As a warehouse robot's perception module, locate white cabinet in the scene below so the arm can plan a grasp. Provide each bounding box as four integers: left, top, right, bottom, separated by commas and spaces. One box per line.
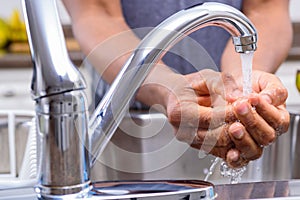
276, 61, 300, 106
0, 68, 34, 111
0, 61, 299, 111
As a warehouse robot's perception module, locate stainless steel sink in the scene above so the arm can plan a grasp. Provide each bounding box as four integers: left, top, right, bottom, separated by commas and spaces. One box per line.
91, 107, 300, 184
0, 110, 36, 182
0, 107, 300, 199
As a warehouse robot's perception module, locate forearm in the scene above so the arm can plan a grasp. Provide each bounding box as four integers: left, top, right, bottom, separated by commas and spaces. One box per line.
221, 0, 293, 75
62, 0, 140, 84
62, 0, 177, 108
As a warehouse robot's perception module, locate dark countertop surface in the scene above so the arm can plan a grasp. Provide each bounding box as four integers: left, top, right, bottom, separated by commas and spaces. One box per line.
214, 180, 298, 199
0, 51, 84, 68
0, 180, 300, 199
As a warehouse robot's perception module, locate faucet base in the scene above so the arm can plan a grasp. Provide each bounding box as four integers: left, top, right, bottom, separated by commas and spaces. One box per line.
90, 180, 215, 199
35, 181, 92, 199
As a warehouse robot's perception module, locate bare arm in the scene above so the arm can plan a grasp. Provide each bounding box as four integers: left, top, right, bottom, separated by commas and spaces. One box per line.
62, 0, 176, 107
220, 0, 292, 167
62, 0, 138, 83
221, 0, 293, 75
62, 0, 290, 167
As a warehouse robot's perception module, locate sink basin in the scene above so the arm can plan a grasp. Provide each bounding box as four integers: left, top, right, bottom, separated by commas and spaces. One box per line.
0, 108, 299, 199
214, 179, 300, 199
1, 180, 300, 199
0, 180, 215, 200
91, 108, 300, 184
0, 110, 37, 188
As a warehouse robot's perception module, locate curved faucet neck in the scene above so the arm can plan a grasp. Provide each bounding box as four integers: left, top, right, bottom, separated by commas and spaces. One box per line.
88, 2, 257, 166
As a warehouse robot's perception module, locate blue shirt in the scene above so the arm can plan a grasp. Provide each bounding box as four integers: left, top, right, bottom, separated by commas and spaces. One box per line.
121, 0, 243, 73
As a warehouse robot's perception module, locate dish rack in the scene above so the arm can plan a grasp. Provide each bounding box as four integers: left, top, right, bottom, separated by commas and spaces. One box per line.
0, 110, 38, 189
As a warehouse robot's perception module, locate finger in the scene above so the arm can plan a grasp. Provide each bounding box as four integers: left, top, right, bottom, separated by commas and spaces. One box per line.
174, 126, 197, 145
192, 69, 242, 102
228, 122, 263, 161
226, 149, 249, 168
168, 102, 236, 130
233, 98, 276, 146
249, 94, 290, 135
174, 124, 234, 160
198, 105, 236, 129
196, 96, 211, 107
200, 144, 231, 160
191, 124, 234, 159
253, 71, 288, 106
168, 102, 206, 128
260, 87, 288, 107
220, 72, 243, 102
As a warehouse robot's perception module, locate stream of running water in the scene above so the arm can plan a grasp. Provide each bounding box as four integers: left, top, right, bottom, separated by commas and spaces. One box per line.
204, 52, 254, 184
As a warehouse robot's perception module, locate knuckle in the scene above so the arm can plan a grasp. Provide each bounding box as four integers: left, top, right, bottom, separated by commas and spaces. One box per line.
248, 147, 263, 161
167, 108, 181, 126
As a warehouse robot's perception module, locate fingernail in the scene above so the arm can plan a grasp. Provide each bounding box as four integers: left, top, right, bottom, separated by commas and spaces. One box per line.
262, 94, 272, 104
227, 150, 239, 162
249, 93, 259, 106
229, 124, 244, 139
236, 101, 249, 115
231, 89, 242, 99
233, 129, 244, 139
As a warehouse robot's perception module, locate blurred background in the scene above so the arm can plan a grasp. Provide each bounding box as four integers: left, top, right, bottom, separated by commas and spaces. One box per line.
0, 0, 300, 188
0, 0, 299, 110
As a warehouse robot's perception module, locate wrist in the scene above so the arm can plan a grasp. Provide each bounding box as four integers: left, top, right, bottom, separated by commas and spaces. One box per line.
135, 63, 181, 111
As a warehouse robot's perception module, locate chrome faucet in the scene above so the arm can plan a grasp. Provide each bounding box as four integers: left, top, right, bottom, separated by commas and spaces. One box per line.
22, 0, 257, 199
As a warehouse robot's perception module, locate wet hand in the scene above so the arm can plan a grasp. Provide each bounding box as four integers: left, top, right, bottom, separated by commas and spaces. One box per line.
226, 70, 290, 167
165, 69, 242, 161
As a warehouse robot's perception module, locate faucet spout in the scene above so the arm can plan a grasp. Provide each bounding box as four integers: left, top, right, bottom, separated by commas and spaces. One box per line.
23, 0, 91, 197
88, 2, 257, 165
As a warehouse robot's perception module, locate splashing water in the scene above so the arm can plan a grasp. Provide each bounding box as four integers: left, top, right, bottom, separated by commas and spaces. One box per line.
204, 157, 221, 182
219, 52, 254, 183
220, 161, 247, 184
204, 52, 254, 184
204, 157, 247, 184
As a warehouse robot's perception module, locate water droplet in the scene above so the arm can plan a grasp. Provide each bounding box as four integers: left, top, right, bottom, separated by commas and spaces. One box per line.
220, 161, 247, 184
203, 168, 209, 175
198, 150, 208, 159
204, 157, 221, 181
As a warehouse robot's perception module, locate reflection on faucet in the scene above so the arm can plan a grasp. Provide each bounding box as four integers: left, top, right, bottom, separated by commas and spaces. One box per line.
22, 0, 257, 198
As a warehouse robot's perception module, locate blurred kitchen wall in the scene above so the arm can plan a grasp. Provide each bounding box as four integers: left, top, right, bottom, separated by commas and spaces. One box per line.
0, 0, 299, 23
290, 0, 300, 22
0, 0, 71, 24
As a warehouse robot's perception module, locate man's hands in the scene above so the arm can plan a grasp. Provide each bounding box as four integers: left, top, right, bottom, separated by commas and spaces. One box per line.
163, 69, 289, 168
226, 70, 290, 167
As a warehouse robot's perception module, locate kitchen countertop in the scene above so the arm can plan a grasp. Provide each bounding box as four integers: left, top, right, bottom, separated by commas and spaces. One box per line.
0, 180, 300, 199
0, 25, 84, 68
214, 180, 297, 199
0, 50, 84, 68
